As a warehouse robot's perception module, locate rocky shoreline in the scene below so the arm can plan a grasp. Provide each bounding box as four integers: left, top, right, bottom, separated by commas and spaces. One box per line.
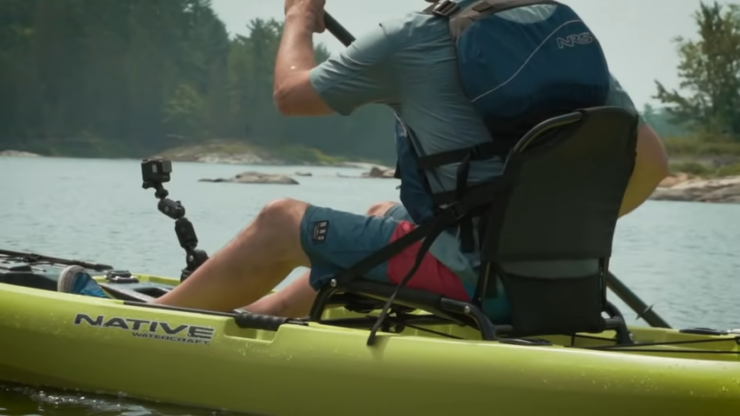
0, 150, 41, 157
346, 167, 740, 204
651, 173, 740, 203
197, 166, 395, 185
199, 171, 299, 185
151, 141, 373, 168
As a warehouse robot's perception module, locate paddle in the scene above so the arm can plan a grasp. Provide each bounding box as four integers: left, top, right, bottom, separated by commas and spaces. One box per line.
0, 248, 113, 271
324, 12, 355, 46
320, 11, 671, 329
607, 272, 670, 328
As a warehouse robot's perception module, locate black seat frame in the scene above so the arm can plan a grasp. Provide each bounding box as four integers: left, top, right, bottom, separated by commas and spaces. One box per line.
309, 107, 639, 346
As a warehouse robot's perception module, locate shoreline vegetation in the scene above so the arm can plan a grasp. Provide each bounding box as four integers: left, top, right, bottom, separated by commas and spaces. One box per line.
0, 141, 385, 168
5, 136, 740, 173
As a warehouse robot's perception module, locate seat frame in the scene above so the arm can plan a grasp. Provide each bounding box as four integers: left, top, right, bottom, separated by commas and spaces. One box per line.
309, 278, 633, 345
309, 107, 638, 346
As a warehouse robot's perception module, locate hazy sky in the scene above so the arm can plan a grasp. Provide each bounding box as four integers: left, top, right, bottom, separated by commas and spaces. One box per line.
212, 0, 716, 107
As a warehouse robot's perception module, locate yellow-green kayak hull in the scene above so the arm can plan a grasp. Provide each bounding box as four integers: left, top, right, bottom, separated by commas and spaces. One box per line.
1, 275, 739, 415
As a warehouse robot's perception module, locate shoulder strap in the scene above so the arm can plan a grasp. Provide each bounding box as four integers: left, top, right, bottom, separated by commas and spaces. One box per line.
470, 0, 560, 15
425, 0, 561, 19
423, 0, 461, 17
425, 0, 562, 42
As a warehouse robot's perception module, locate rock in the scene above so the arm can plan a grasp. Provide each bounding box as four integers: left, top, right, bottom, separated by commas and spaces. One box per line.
335, 165, 397, 179
294, 171, 312, 177
697, 184, 740, 203
672, 176, 740, 190
194, 153, 266, 165
200, 171, 299, 185
361, 166, 396, 178
340, 162, 393, 171
658, 172, 690, 188
650, 188, 705, 202
0, 150, 40, 157
650, 174, 740, 204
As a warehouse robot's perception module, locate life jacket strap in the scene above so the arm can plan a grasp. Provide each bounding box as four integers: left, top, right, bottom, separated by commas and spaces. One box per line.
416, 141, 512, 170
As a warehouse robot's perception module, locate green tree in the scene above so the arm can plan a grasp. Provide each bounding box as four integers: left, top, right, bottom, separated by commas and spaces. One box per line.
654, 1, 740, 140
641, 103, 690, 138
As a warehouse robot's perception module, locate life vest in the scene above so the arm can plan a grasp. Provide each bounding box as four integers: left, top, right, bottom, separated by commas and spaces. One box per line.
339, 0, 613, 343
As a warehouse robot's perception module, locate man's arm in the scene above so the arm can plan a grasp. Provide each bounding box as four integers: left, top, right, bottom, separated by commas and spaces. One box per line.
606, 76, 669, 217
273, 9, 331, 116
273, 14, 400, 116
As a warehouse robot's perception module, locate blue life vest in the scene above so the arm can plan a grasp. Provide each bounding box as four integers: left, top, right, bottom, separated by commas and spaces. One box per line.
395, 0, 612, 239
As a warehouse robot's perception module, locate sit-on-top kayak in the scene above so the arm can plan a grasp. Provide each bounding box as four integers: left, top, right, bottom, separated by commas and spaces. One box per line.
0, 250, 739, 415
3, 158, 740, 415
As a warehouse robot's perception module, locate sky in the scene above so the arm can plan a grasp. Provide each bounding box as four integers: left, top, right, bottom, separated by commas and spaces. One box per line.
211, 0, 717, 108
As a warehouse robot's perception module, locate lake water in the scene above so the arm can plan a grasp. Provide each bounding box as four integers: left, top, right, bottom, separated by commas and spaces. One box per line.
1, 156, 739, 415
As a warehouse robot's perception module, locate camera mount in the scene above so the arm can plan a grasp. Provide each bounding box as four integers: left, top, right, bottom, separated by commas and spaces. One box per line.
140, 158, 208, 282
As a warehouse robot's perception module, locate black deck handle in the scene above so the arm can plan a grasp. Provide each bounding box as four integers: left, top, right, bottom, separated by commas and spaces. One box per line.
233, 312, 307, 331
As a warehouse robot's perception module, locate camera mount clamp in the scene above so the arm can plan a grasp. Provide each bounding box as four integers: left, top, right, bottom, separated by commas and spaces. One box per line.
140, 158, 208, 282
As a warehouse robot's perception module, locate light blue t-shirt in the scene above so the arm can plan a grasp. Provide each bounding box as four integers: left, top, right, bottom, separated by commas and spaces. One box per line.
309, 1, 640, 287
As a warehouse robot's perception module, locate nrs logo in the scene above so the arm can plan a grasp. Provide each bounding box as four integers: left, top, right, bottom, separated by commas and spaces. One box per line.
555, 32, 594, 49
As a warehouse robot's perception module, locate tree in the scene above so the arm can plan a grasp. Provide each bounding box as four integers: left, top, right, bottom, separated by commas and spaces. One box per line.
654, 1, 740, 140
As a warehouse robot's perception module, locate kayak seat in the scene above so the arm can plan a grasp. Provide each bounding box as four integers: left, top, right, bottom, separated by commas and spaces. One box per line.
310, 106, 638, 346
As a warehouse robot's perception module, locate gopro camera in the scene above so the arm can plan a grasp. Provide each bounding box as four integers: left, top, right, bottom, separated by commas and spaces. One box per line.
141, 158, 172, 184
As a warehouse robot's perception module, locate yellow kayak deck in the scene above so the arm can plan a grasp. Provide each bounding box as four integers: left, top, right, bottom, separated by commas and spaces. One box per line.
1, 273, 739, 415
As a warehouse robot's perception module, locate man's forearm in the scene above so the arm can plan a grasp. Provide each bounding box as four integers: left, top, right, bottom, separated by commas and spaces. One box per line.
274, 12, 317, 95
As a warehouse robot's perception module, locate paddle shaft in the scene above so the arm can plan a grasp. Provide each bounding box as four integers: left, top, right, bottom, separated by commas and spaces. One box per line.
607, 272, 670, 328
324, 12, 355, 46
0, 248, 113, 271
321, 11, 672, 329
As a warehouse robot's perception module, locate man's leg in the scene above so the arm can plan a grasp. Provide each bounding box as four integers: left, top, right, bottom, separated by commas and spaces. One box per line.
59, 199, 469, 318
242, 202, 471, 318
243, 201, 399, 317
151, 199, 311, 311
59, 198, 312, 311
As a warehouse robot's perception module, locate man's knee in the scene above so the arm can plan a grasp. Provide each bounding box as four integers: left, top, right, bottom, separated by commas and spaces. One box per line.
366, 201, 397, 217
255, 198, 309, 236
251, 198, 310, 262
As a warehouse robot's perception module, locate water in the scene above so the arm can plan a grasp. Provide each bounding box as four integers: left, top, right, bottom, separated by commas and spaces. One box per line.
1, 156, 739, 415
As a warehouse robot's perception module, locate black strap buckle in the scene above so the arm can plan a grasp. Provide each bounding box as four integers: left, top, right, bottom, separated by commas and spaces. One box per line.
432, 0, 460, 17
442, 201, 467, 222
468, 145, 483, 159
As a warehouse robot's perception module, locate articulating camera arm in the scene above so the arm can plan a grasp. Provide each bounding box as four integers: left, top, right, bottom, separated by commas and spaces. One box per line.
141, 158, 209, 282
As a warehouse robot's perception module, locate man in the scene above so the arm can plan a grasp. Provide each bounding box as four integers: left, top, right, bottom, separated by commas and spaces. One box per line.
59, 0, 668, 322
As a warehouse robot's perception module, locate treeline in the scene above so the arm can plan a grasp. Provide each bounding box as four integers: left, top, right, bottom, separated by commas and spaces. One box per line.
1, 0, 734, 162
0, 0, 395, 161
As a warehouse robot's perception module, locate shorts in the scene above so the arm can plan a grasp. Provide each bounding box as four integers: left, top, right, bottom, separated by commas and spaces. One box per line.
299, 203, 470, 302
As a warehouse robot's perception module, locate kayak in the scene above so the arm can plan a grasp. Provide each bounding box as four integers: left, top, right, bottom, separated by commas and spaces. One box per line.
1, 251, 739, 415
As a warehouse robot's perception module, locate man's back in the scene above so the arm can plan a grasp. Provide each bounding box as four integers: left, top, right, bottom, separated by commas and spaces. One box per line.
310, 0, 643, 290
313, 2, 637, 192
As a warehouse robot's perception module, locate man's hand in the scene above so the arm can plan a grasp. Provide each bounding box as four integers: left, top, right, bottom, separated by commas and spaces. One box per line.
284, 0, 326, 33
